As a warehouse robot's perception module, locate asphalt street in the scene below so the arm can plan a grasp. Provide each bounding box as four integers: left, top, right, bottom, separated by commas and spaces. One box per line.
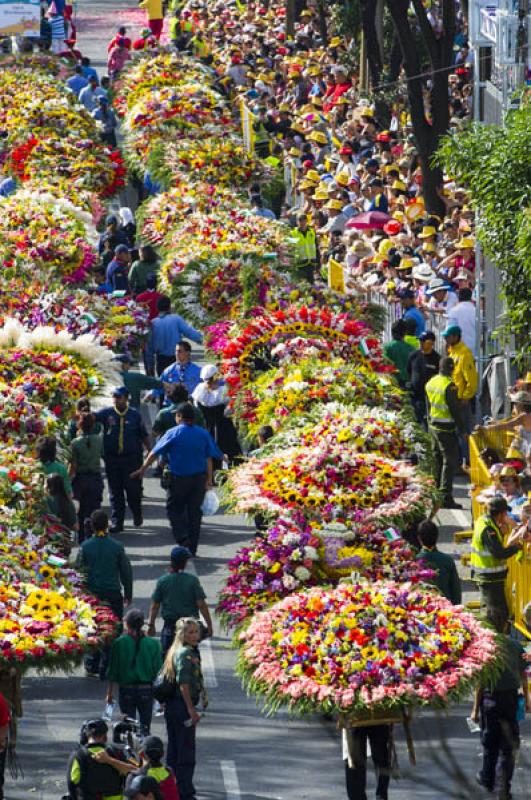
7, 4, 530, 799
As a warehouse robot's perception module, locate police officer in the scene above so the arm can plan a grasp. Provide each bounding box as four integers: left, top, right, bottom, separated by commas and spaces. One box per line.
131, 403, 222, 554
471, 622, 530, 798
290, 212, 319, 283
425, 357, 466, 509
470, 496, 527, 629
96, 387, 150, 533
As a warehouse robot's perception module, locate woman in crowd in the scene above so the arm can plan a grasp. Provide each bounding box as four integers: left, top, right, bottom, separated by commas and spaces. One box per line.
162, 618, 206, 800
45, 474, 78, 533
191, 364, 241, 469
106, 608, 162, 736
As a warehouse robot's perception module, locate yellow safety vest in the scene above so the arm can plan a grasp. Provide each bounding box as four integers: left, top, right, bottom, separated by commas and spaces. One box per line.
191, 36, 209, 58
290, 227, 316, 263
426, 374, 453, 424
253, 121, 270, 146
470, 515, 507, 582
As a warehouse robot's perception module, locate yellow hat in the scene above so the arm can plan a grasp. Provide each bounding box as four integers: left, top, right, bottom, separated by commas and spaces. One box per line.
326, 199, 344, 211
299, 180, 316, 190
300, 8, 313, 16
393, 210, 406, 222
500, 466, 518, 478
291, 122, 306, 134
457, 236, 475, 249
391, 180, 407, 192
360, 107, 374, 117
418, 226, 437, 239
330, 36, 342, 48
397, 257, 415, 270
307, 66, 321, 77
313, 190, 329, 201
505, 445, 524, 460
422, 242, 436, 252
335, 172, 350, 187
385, 164, 399, 174
310, 131, 328, 145
306, 169, 320, 183
311, 96, 323, 107
279, 103, 290, 112
378, 239, 394, 256
289, 147, 301, 156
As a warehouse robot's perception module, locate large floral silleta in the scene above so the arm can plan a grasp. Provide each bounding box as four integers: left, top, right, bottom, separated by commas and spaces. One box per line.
224, 445, 439, 527
217, 514, 434, 630
237, 582, 500, 716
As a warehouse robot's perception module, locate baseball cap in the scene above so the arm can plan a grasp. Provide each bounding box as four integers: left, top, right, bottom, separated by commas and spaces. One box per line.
115, 244, 129, 255
124, 775, 161, 798
442, 324, 461, 338
200, 364, 218, 381
170, 545, 192, 564
141, 735, 164, 759
112, 386, 130, 397
419, 331, 436, 342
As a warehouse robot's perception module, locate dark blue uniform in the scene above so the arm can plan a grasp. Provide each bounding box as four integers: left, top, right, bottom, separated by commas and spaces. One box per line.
95, 406, 148, 531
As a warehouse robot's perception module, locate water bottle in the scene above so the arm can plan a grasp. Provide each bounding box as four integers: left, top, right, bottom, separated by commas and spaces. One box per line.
103, 701, 116, 722
466, 716, 480, 733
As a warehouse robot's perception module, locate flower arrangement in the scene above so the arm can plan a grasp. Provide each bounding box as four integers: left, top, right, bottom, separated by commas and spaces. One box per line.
0, 191, 97, 284
0, 388, 60, 447
217, 514, 434, 630
233, 358, 404, 439
223, 446, 438, 528
237, 582, 501, 716
150, 136, 257, 189
216, 306, 390, 397
0, 448, 45, 513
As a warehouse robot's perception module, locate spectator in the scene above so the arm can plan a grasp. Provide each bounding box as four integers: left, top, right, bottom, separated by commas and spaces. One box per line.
406, 331, 440, 425
447, 287, 477, 356
383, 320, 414, 387
399, 288, 426, 336
149, 298, 202, 377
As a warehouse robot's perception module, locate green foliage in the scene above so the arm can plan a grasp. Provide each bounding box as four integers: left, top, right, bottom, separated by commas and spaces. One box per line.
435, 98, 531, 362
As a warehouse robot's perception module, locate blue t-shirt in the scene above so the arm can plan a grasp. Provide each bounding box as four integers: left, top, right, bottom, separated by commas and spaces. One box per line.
66, 75, 88, 97
403, 306, 426, 336
152, 423, 222, 476
159, 361, 202, 397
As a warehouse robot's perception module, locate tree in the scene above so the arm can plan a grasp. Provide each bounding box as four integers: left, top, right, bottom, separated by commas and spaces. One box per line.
385, 0, 456, 216
436, 98, 531, 361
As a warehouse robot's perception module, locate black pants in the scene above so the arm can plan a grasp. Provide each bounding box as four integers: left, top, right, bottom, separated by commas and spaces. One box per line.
479, 690, 519, 795
411, 394, 427, 428
104, 454, 142, 528
156, 354, 175, 376
429, 426, 459, 502
0, 747, 5, 800
345, 725, 391, 800
118, 685, 153, 736
165, 695, 197, 800
295, 262, 315, 284
84, 590, 124, 678
166, 473, 206, 554
479, 580, 510, 631
161, 620, 177, 658
72, 472, 103, 541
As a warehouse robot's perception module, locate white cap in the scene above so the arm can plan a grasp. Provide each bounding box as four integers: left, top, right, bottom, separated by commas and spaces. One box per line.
200, 364, 218, 381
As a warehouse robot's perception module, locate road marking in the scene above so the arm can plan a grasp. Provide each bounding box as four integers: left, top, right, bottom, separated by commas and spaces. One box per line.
186, 561, 218, 688
452, 509, 471, 528
221, 760, 241, 799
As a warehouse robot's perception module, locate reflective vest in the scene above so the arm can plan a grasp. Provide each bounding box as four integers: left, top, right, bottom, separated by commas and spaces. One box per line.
426, 374, 453, 424
190, 36, 209, 58
253, 121, 270, 146
470, 515, 507, 582
290, 227, 317, 263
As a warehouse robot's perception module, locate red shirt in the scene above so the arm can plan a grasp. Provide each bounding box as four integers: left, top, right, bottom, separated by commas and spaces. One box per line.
0, 693, 10, 727
136, 290, 163, 320
107, 35, 132, 52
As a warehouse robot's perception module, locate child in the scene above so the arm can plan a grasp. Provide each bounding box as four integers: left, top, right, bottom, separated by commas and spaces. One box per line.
125, 735, 179, 800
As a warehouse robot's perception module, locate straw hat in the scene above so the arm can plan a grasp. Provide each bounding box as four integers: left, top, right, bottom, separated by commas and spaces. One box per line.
418, 226, 437, 239
326, 199, 344, 211
457, 236, 475, 249
412, 263, 435, 283
310, 131, 328, 145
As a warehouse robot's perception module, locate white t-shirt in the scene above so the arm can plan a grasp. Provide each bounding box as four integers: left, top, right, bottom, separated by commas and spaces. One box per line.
192, 381, 227, 408
447, 301, 477, 355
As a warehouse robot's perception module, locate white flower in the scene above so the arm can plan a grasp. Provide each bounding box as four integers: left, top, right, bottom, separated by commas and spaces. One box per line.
294, 566, 311, 582
304, 546, 319, 560
282, 575, 298, 590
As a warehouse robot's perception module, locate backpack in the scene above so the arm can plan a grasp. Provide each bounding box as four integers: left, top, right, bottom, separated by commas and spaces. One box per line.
66, 745, 124, 800
152, 669, 176, 703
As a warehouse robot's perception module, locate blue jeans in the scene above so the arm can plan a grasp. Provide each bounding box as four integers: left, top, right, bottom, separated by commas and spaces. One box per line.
118, 685, 153, 736
165, 694, 196, 800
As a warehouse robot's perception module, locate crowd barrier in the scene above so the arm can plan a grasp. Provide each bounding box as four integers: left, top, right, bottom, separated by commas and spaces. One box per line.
470, 428, 530, 638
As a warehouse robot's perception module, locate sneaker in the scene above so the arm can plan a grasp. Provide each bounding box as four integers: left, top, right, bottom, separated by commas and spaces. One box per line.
133, 516, 143, 527
109, 524, 123, 534
442, 499, 463, 510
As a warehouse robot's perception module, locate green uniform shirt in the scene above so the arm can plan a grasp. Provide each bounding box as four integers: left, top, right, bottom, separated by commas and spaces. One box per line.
123, 371, 162, 409
417, 547, 462, 605
106, 633, 162, 685
383, 339, 415, 384
152, 402, 205, 436
71, 433, 103, 473
128, 258, 160, 293
42, 460, 72, 495
174, 644, 203, 702
151, 572, 206, 621
46, 495, 78, 530
77, 535, 133, 601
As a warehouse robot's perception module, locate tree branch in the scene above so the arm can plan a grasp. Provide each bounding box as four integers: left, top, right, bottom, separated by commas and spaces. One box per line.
411, 0, 439, 63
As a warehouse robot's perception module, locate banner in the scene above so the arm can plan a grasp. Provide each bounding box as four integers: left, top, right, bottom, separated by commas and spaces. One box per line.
0, 0, 40, 37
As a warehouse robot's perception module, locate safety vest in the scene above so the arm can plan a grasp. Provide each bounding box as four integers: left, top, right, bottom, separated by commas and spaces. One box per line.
264, 155, 281, 168
290, 227, 317, 263
253, 121, 270, 146
470, 515, 507, 582
426, 374, 453, 424
190, 36, 209, 58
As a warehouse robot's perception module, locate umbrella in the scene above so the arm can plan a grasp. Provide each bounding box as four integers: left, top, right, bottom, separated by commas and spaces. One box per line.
346, 211, 391, 230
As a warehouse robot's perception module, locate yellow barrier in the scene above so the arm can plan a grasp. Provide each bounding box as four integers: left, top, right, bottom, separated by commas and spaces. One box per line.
470, 426, 530, 638
240, 99, 256, 155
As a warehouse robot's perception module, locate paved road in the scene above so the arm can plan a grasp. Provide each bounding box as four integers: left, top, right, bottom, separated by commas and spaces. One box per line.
8, 5, 530, 799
